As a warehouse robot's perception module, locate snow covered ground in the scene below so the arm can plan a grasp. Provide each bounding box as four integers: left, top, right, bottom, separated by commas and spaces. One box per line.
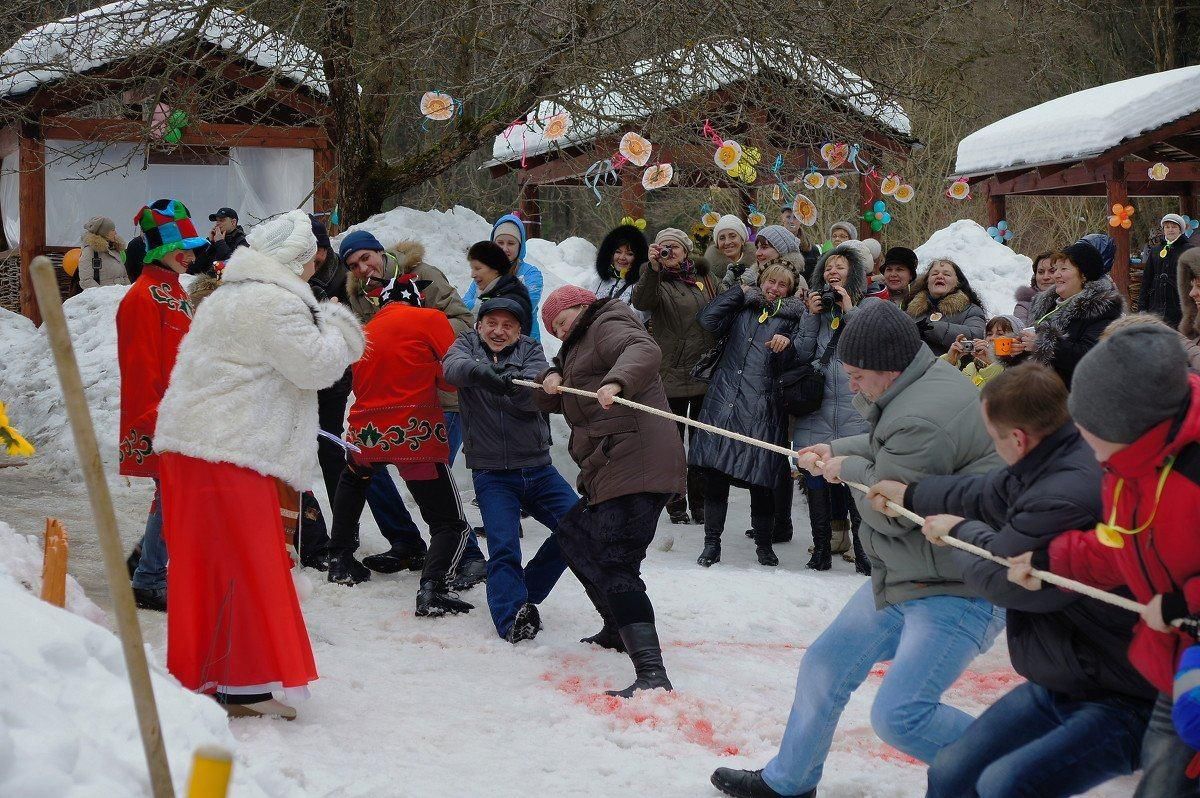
1, 212, 1136, 796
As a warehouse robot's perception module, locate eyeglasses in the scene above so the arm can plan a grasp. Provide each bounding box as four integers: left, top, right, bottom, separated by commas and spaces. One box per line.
1095, 456, 1175, 548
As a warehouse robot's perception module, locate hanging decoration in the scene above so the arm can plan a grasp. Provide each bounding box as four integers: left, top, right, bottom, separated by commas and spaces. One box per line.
770, 155, 796, 205
747, 204, 768, 229
880, 174, 902, 196
1148, 162, 1170, 181
420, 91, 461, 131
771, 185, 782, 202
701, 121, 759, 183
699, 203, 721, 229
893, 183, 916, 203
152, 104, 190, 145
987, 220, 1014, 244
947, 179, 971, 200
1108, 203, 1135, 230
642, 163, 674, 190
583, 159, 617, 205
862, 200, 892, 232
803, 170, 826, 190
541, 112, 572, 143
791, 194, 818, 227
1182, 215, 1200, 238
619, 132, 653, 167
579, 132, 656, 205
620, 215, 647, 230
820, 142, 849, 170
824, 174, 848, 190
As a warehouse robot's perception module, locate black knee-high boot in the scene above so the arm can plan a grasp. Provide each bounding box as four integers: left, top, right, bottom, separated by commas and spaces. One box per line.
575, 569, 625, 651
851, 519, 871, 576
805, 482, 833, 571
752, 514, 778, 566
697, 492, 727, 567
687, 466, 706, 525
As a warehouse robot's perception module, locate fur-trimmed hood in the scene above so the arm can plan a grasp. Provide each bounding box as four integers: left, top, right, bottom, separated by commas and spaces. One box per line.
1014, 284, 1037, 303
1028, 275, 1124, 330
907, 286, 973, 319
1178, 247, 1200, 338
812, 242, 870, 300
82, 231, 125, 252
742, 286, 806, 320
596, 224, 649, 283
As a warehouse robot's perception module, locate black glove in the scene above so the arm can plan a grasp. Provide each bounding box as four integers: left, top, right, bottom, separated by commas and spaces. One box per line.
472, 364, 518, 396
729, 263, 747, 278
915, 316, 933, 334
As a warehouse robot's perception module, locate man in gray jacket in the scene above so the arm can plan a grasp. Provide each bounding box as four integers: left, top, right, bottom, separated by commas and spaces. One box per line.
711, 298, 1006, 798
442, 298, 577, 643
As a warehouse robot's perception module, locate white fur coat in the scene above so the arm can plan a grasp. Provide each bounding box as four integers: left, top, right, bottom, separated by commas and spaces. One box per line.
155, 247, 365, 490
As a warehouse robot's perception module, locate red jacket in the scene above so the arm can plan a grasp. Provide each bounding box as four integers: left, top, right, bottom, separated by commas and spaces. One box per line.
347, 302, 456, 465
1049, 374, 1200, 693
115, 264, 193, 478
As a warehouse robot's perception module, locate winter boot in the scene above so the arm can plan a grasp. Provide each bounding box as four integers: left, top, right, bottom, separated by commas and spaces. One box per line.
362, 543, 426, 574
805, 483, 833, 571
710, 768, 810, 798
667, 496, 691, 525
697, 494, 728, 567
830, 519, 850, 555
605, 622, 673, 698
507, 602, 542, 644
772, 471, 795, 543
222, 698, 297, 721
843, 500, 863, 563
451, 557, 488, 591
126, 544, 142, 579
327, 552, 371, 586
415, 579, 474, 617
576, 577, 625, 651
851, 523, 871, 576
829, 485, 853, 554
687, 466, 706, 525
752, 515, 778, 567
581, 624, 626, 651
132, 586, 167, 612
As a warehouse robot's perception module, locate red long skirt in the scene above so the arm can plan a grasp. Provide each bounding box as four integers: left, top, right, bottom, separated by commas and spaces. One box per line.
160, 453, 317, 695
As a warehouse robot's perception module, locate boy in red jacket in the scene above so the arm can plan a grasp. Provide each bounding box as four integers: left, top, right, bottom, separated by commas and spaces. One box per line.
326, 275, 474, 618
117, 199, 207, 611
1010, 325, 1200, 797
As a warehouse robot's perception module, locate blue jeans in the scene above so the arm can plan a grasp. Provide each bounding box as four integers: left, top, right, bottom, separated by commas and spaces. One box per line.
367, 468, 426, 553
473, 465, 577, 637
762, 581, 1005, 795
445, 411, 485, 564
132, 481, 167, 591
927, 681, 1150, 797
1134, 693, 1200, 797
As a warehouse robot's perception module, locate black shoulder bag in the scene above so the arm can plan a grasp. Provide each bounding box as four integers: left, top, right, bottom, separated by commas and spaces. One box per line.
778, 321, 843, 416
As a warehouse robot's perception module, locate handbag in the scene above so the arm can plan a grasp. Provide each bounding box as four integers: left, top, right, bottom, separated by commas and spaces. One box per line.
778, 321, 843, 416
690, 335, 728, 383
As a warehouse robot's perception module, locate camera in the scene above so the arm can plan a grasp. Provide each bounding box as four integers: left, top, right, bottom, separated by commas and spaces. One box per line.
818, 288, 840, 309
960, 339, 976, 351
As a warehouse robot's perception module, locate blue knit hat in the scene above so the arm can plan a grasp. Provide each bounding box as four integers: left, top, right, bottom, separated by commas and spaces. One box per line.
338, 229, 385, 262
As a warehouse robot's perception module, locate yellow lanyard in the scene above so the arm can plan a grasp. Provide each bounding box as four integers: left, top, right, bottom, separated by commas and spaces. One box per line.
616, 265, 630, 281
1035, 302, 1066, 326
1095, 457, 1175, 548
758, 299, 782, 323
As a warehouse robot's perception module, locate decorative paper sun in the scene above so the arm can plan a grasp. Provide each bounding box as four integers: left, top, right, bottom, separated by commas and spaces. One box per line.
642, 163, 673, 190
420, 91, 457, 121
619, 132, 653, 167
791, 194, 818, 226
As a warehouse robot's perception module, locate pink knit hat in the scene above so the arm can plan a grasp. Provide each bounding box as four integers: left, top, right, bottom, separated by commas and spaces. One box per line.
541, 284, 598, 338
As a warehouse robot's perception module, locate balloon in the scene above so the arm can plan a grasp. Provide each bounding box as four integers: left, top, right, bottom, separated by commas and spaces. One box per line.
871, 220, 883, 231
882, 213, 891, 224
987, 226, 999, 237
874, 212, 883, 221
162, 127, 183, 144
873, 200, 886, 213
1108, 216, 1120, 227
1122, 219, 1132, 229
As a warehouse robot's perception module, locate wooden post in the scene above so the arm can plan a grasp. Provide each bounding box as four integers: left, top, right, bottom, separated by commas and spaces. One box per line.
986, 190, 1007, 229
313, 145, 339, 233
619, 169, 645, 221
29, 257, 174, 798
858, 170, 881, 241
518, 181, 542, 238
18, 121, 46, 326
1106, 162, 1131, 298
40, 518, 68, 607
1181, 189, 1198, 221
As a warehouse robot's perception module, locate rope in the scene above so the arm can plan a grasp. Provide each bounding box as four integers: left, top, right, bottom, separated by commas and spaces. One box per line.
515, 378, 1148, 615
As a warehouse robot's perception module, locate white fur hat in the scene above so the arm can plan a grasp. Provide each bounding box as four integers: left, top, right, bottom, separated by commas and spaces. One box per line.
1162, 213, 1188, 231
861, 237, 882, 260
246, 209, 318, 276
712, 214, 748, 243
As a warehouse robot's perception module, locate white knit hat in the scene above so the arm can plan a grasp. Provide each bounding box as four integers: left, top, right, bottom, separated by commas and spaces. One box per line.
861, 238, 882, 260
1162, 213, 1188, 231
712, 214, 748, 243
246, 210, 318, 276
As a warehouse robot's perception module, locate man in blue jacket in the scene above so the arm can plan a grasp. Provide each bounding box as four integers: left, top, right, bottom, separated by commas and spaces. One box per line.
868, 362, 1156, 798
442, 297, 575, 642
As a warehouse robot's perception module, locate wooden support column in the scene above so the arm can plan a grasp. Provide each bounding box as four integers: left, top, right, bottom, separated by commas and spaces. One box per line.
1106, 162, 1131, 298
18, 121, 45, 326
986, 190, 1007, 229
1180, 188, 1198, 221
858, 170, 880, 241
518, 181, 542, 238
619, 170, 645, 221
313, 144, 339, 231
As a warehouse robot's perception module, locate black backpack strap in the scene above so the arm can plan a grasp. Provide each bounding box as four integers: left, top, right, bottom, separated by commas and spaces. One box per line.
92, 251, 102, 285
1172, 442, 1200, 488
818, 319, 844, 368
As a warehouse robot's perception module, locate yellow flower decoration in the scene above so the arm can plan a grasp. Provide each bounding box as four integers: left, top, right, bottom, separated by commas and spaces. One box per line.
803, 172, 825, 190
419, 91, 457, 121
542, 112, 572, 142
791, 194, 818, 226
0, 401, 34, 456
714, 141, 743, 171
620, 216, 647, 230
701, 211, 721, 228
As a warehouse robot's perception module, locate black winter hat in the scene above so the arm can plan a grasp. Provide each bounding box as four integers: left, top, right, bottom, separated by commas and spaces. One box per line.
310, 215, 332, 251
838, 297, 924, 372
1062, 240, 1108, 282
882, 246, 918, 277
468, 240, 513, 276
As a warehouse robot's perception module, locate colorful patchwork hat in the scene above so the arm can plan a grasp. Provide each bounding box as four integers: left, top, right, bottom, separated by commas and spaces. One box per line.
134, 199, 208, 263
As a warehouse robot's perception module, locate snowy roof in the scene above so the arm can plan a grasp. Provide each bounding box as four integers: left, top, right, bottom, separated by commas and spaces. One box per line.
954, 65, 1200, 176
0, 0, 326, 99
488, 39, 911, 166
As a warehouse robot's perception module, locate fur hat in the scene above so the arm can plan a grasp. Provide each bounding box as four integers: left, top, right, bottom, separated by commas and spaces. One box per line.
246, 210, 318, 277
712, 214, 748, 243
813, 241, 870, 301
830, 221, 859, 241
756, 225, 800, 256
1178, 248, 1200, 338
595, 224, 649, 282
882, 246, 918, 277
468, 240, 512, 276
541, 284, 598, 337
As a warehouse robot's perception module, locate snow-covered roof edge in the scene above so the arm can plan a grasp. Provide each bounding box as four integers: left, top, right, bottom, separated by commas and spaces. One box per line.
0, 0, 326, 100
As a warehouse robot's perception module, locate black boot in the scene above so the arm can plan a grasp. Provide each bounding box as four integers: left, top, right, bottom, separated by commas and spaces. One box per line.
687, 466, 706, 525
327, 552, 371, 585
126, 544, 142, 579
667, 498, 690, 525
132, 586, 167, 612
577, 576, 625, 651
506, 603, 542, 643
415, 579, 474, 617
711, 768, 810, 798
772, 470, 795, 543
752, 515, 778, 566
581, 624, 626, 651
697, 494, 727, 567
851, 523, 871, 576
361, 543, 426, 574
805, 483, 833, 571
451, 558, 488, 591
605, 623, 672, 698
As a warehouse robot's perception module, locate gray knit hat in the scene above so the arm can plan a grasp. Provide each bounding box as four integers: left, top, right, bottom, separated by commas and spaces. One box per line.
756, 225, 800, 256
838, 297, 924, 371
1069, 325, 1191, 444
84, 215, 115, 236
830, 221, 859, 241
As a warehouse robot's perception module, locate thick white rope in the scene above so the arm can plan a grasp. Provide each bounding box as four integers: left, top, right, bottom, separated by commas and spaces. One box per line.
515, 378, 1147, 614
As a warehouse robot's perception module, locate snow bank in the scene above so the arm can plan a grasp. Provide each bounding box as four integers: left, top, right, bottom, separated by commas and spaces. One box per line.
0, 521, 292, 797
955, 65, 1200, 174
914, 220, 1031, 319
0, 520, 105, 625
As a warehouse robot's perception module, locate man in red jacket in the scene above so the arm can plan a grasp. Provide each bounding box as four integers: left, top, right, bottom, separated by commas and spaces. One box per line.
117, 199, 207, 610
1010, 325, 1200, 798
326, 275, 474, 618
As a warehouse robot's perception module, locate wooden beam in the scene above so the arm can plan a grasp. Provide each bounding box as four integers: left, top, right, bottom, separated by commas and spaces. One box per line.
986, 191, 1006, 228
519, 183, 542, 238
1106, 162, 1131, 298
1164, 135, 1200, 160
18, 122, 45, 325
196, 52, 328, 120
41, 116, 328, 149
987, 161, 1112, 196
1096, 108, 1200, 166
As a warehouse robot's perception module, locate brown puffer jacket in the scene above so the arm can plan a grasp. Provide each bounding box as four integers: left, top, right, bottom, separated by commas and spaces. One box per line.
1176, 248, 1200, 370
346, 240, 472, 411
535, 299, 685, 505
629, 259, 720, 398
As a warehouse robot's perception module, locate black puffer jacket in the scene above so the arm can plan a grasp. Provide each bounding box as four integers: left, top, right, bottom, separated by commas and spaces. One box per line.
906, 423, 1155, 702
1028, 276, 1124, 386
1139, 234, 1193, 328
688, 286, 804, 486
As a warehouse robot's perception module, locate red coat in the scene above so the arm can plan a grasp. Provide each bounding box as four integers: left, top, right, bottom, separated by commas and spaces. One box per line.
1049, 374, 1200, 694
115, 264, 193, 478
346, 302, 456, 464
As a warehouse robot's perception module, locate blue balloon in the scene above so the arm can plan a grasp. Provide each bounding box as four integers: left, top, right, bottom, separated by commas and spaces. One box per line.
881, 213, 892, 224
873, 200, 886, 213
997, 220, 1008, 231
987, 226, 999, 236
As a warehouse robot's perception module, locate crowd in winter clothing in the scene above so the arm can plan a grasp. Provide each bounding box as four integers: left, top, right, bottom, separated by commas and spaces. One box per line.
104, 192, 1200, 796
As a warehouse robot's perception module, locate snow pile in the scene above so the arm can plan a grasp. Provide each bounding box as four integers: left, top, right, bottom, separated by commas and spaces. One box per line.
0, 521, 293, 797
955, 65, 1200, 174
914, 220, 1031, 318
0, 520, 106, 625
0, 0, 324, 98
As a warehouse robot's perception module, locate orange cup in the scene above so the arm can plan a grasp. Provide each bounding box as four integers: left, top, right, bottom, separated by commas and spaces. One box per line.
994, 337, 1015, 356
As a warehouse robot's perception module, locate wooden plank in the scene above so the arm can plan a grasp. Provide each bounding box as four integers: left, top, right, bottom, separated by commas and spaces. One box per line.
40, 518, 68, 608
1106, 163, 1131, 298
988, 161, 1112, 196
41, 116, 328, 149
519, 182, 542, 238
18, 122, 46, 325
1096, 108, 1200, 166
